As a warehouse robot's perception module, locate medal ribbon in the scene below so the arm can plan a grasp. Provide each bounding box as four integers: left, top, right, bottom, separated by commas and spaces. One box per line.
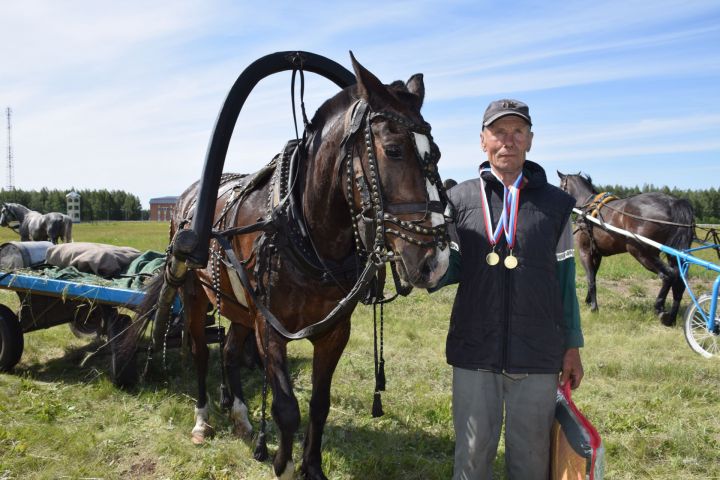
479, 169, 505, 247
479, 168, 523, 249
503, 173, 523, 249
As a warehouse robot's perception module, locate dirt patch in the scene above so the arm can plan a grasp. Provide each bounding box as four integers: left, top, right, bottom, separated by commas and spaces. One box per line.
127, 459, 156, 479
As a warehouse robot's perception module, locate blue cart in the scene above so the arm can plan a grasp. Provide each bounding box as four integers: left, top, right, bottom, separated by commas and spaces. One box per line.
0, 270, 147, 384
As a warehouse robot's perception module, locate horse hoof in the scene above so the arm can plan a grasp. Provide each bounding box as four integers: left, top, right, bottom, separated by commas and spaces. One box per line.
300, 464, 328, 480
659, 312, 675, 327
191, 424, 214, 445
274, 460, 295, 480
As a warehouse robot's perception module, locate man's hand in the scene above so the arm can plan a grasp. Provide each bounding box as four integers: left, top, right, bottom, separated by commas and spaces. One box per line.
560, 347, 583, 389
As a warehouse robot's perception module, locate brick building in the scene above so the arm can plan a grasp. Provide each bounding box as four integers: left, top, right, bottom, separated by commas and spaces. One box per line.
149, 196, 178, 221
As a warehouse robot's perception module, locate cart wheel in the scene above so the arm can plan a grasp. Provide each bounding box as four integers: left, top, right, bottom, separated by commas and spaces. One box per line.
684, 294, 720, 358
0, 304, 23, 372
109, 314, 137, 387
69, 315, 102, 338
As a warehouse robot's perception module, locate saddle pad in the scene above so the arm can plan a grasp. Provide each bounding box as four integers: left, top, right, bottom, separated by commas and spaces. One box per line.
46, 242, 142, 277
550, 383, 605, 480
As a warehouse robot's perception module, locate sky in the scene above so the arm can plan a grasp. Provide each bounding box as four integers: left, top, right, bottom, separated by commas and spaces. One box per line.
1, 0, 719, 208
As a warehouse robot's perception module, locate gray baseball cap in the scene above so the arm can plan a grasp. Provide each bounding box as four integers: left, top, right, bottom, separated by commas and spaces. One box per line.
482, 99, 532, 128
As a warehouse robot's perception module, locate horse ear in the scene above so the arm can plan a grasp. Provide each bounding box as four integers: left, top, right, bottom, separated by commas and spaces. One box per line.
406, 73, 425, 109
557, 170, 565, 179
350, 51, 392, 109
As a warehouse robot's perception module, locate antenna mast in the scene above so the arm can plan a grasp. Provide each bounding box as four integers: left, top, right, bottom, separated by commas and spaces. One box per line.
5, 107, 14, 191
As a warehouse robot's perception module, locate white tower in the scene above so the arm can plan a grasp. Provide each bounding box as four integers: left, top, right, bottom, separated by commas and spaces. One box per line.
66, 191, 81, 223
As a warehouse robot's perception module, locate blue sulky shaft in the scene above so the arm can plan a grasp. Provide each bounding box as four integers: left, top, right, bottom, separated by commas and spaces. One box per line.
0, 271, 181, 312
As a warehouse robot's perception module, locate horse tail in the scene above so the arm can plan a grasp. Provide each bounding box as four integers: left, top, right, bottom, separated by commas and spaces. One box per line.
665, 199, 694, 252
117, 271, 166, 361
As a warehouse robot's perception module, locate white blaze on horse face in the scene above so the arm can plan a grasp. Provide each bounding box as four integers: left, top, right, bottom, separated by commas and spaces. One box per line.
413, 132, 430, 161
425, 179, 444, 227
413, 133, 443, 227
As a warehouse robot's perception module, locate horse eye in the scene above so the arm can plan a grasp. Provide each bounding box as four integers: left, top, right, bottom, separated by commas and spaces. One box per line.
384, 145, 403, 159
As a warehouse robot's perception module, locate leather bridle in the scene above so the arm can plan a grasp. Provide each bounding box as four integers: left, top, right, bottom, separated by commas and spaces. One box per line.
340, 99, 448, 263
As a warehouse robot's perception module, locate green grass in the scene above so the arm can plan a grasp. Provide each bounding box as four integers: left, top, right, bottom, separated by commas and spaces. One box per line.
1, 222, 720, 479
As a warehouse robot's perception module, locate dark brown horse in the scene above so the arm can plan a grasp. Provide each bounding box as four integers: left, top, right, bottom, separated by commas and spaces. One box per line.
558, 172, 694, 326
137, 55, 449, 479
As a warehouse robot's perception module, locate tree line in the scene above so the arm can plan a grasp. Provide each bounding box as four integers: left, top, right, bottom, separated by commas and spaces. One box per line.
0, 188, 144, 221
1, 184, 718, 224
596, 183, 720, 224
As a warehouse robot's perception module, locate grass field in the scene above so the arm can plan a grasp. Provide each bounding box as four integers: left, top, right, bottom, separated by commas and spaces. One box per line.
0, 222, 719, 479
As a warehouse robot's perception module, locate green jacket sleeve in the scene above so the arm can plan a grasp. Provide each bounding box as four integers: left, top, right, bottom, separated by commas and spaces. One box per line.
556, 219, 584, 348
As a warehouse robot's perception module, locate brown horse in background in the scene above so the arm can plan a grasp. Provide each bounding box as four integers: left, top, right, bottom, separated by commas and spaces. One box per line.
136, 54, 449, 480
558, 172, 694, 326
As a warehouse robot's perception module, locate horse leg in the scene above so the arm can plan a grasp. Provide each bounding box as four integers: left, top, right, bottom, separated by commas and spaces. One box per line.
257, 322, 300, 479
627, 246, 676, 325
301, 321, 351, 480
578, 244, 600, 311
666, 269, 687, 327
186, 290, 214, 444
224, 322, 253, 439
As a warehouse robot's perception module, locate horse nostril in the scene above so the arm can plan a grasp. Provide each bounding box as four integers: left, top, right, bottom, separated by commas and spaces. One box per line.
420, 256, 435, 278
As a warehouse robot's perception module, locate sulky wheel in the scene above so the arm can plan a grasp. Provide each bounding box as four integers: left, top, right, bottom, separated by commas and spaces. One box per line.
108, 313, 138, 387
0, 304, 23, 372
684, 294, 720, 358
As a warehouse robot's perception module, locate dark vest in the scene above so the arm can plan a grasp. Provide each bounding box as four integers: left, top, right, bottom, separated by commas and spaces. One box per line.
446, 161, 575, 374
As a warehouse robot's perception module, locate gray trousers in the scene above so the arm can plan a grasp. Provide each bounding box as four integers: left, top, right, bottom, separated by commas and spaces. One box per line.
452, 367, 557, 480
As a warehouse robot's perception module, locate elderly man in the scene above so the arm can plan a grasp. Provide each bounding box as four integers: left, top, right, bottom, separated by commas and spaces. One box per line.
435, 99, 584, 479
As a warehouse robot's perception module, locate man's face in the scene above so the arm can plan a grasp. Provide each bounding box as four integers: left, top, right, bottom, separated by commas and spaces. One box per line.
481, 116, 533, 177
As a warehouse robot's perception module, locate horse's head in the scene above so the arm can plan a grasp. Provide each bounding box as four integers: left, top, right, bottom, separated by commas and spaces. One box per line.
0, 203, 11, 228
339, 54, 450, 289
557, 171, 597, 207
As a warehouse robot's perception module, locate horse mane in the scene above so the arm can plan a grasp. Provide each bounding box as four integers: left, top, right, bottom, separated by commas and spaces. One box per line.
577, 172, 598, 193
6, 202, 29, 211
308, 80, 421, 134
579, 172, 593, 184
308, 87, 355, 133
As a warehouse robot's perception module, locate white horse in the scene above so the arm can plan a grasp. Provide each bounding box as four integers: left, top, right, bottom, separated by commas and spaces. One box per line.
0, 202, 73, 244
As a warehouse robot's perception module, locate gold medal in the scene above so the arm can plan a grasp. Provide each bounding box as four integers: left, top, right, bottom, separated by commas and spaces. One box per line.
486, 251, 500, 266
504, 253, 518, 269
